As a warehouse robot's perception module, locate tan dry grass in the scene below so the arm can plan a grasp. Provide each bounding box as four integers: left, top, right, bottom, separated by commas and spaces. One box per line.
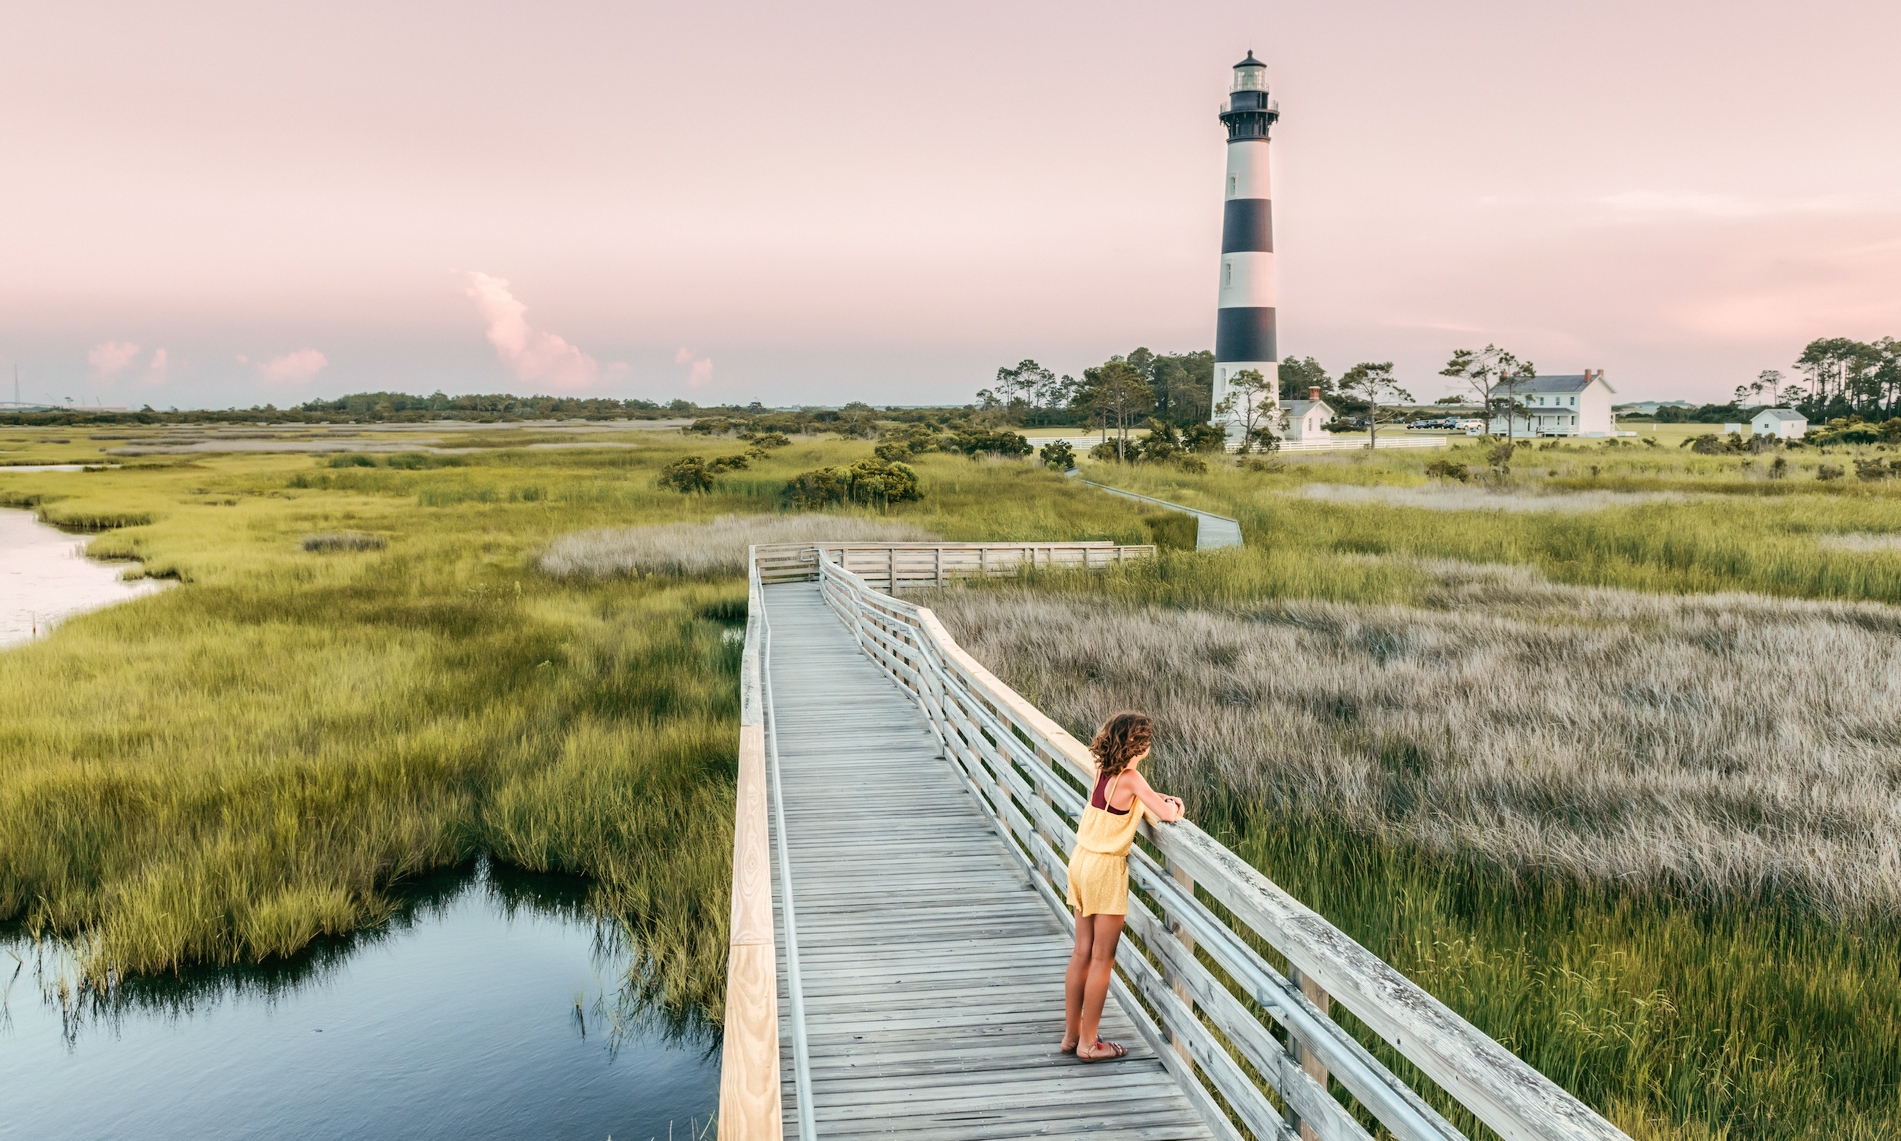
1819, 532, 1901, 553
930, 562, 1901, 914
539, 512, 938, 578
1297, 482, 1696, 512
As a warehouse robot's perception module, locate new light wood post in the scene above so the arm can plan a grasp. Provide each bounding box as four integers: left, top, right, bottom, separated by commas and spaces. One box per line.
718, 723, 782, 1141
1283, 965, 1332, 1141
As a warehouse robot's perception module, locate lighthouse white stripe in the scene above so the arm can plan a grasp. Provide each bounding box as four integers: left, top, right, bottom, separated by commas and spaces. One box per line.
1218, 252, 1276, 308
1224, 138, 1272, 200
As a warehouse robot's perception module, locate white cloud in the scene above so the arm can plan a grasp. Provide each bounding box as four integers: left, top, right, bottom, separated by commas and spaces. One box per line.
675, 346, 713, 386
88, 341, 142, 377
258, 349, 327, 384
142, 348, 170, 386
463, 272, 599, 390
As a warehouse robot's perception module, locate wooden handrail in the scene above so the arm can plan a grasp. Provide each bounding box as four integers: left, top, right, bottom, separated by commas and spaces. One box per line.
809, 553, 1634, 1141
717, 553, 783, 1141
752, 540, 1157, 591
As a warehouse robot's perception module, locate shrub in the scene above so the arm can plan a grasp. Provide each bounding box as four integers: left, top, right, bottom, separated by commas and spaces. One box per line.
1174, 454, 1208, 473
1181, 423, 1228, 454
1238, 456, 1285, 473
1089, 441, 1127, 462
1039, 440, 1076, 470
1423, 459, 1470, 482
1854, 457, 1901, 482
877, 424, 940, 458
948, 427, 1032, 458
1769, 456, 1788, 479
705, 453, 750, 474
751, 432, 791, 449
326, 454, 376, 468
784, 457, 922, 508
1817, 463, 1845, 482
660, 456, 716, 493
1686, 433, 1728, 454
303, 532, 386, 552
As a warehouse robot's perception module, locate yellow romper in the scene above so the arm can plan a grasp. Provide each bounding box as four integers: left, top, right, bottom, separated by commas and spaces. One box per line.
1065, 770, 1147, 917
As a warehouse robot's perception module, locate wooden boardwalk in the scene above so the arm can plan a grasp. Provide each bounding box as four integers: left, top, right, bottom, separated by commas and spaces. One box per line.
1075, 480, 1243, 550
762, 582, 1216, 1140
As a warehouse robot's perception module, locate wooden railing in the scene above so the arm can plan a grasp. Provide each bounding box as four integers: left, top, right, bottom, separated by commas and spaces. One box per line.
718, 556, 784, 1141
813, 551, 1634, 1141
753, 540, 1156, 592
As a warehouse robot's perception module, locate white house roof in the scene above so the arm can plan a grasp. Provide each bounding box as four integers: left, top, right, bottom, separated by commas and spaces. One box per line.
1499, 374, 1616, 395
1283, 399, 1332, 418
1755, 408, 1806, 422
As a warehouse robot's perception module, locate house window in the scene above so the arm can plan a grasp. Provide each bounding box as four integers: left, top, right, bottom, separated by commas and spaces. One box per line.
1229, 175, 1237, 196
1570, 397, 1576, 406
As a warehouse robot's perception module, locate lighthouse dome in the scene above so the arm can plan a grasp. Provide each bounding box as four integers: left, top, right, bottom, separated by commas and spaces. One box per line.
1231, 51, 1266, 91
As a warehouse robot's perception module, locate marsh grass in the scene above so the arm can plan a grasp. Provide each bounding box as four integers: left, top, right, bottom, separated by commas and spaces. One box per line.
933, 565, 1901, 913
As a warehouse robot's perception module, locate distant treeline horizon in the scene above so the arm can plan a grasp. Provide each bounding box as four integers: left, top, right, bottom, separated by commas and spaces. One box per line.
2, 334, 1891, 429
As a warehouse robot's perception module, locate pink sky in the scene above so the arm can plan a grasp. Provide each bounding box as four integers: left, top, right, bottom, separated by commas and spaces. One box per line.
4, 0, 1897, 408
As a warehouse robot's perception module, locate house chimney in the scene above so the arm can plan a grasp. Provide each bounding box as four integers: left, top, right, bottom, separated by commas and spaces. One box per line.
1309, 386, 1320, 402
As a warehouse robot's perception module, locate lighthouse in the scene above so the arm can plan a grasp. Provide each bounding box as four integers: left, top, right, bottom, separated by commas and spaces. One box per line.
1212, 51, 1279, 437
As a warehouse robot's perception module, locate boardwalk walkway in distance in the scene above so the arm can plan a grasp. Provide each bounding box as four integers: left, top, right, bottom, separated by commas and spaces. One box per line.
1077, 479, 1243, 550
762, 581, 1215, 1140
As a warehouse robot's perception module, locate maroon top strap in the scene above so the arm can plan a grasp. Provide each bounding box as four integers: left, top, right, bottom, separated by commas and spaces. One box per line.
1090, 769, 1131, 816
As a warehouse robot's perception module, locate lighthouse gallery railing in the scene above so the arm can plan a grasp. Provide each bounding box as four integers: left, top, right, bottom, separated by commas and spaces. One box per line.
801, 545, 1632, 1141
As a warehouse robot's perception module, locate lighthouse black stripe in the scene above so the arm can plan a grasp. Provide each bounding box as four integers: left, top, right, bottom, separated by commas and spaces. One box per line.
1220, 199, 1273, 253
1214, 306, 1277, 363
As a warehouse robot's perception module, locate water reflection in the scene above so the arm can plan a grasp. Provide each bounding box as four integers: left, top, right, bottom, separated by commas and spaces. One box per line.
0, 860, 720, 1140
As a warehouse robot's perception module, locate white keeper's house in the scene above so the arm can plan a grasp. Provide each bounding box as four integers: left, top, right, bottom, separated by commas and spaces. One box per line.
1751, 408, 1807, 439
1490, 370, 1616, 437
1280, 386, 1334, 443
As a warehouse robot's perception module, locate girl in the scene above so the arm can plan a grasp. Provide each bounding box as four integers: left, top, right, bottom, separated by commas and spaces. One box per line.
1062, 711, 1185, 1061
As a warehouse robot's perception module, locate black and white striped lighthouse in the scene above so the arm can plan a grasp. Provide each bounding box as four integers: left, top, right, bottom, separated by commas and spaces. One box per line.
1212, 51, 1280, 434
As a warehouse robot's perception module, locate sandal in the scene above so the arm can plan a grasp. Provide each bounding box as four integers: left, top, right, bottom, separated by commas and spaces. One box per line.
1077, 1037, 1127, 1062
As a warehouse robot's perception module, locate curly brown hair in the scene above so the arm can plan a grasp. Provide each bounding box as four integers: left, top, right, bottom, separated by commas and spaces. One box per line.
1089, 711, 1153, 779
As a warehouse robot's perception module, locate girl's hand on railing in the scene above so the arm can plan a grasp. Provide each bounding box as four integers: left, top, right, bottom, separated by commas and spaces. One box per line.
1162, 795, 1185, 822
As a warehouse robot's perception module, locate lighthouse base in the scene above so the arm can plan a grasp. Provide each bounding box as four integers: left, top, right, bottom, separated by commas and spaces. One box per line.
1211, 359, 1280, 443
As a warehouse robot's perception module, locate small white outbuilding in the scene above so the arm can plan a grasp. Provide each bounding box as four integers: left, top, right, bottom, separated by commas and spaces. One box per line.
1751, 408, 1807, 439
1280, 387, 1335, 442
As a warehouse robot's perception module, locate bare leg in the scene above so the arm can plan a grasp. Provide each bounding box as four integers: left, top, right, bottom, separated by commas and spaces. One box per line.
1062, 909, 1094, 1051
1077, 913, 1126, 1059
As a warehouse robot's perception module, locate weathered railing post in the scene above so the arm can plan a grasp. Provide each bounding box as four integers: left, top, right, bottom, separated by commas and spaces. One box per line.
1162, 855, 1198, 1069
1284, 965, 1333, 1141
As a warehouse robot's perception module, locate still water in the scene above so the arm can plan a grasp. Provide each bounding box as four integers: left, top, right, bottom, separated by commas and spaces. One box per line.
0, 862, 720, 1140
0, 507, 168, 649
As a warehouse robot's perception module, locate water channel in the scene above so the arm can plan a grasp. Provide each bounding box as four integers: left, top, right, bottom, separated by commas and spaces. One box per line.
1, 504, 722, 1137
0, 505, 169, 649
0, 862, 720, 1140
